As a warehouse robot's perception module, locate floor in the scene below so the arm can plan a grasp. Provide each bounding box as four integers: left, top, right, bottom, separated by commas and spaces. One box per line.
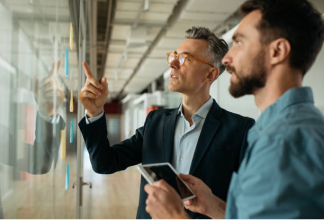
0, 152, 141, 219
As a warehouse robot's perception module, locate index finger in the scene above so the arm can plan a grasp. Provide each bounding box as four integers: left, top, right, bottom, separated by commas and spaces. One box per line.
144, 183, 157, 195
179, 173, 196, 183
153, 180, 176, 193
83, 61, 94, 78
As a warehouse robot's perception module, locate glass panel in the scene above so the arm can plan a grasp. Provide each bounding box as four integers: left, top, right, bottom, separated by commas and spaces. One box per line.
0, 0, 79, 218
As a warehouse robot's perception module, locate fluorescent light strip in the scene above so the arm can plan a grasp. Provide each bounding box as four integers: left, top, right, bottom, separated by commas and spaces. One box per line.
0, 56, 16, 75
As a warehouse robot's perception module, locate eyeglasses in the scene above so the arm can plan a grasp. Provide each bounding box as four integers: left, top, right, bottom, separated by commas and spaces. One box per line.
166, 52, 214, 67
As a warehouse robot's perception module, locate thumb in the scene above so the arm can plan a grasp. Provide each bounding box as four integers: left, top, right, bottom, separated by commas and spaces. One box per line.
179, 173, 191, 182
179, 174, 199, 185
101, 77, 108, 92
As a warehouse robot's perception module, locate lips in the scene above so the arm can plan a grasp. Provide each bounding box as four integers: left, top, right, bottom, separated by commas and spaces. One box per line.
170, 73, 179, 79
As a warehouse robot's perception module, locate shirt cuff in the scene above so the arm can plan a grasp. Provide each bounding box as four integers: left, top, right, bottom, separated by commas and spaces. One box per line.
38, 112, 60, 124
85, 109, 104, 124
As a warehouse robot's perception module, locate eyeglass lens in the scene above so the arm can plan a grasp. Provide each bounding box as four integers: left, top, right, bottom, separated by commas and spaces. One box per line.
168, 53, 185, 65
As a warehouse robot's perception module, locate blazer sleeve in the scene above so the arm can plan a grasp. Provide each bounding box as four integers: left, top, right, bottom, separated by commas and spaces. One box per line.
79, 111, 153, 174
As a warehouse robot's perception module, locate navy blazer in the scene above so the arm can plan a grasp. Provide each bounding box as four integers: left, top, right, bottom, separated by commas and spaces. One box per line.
79, 100, 255, 218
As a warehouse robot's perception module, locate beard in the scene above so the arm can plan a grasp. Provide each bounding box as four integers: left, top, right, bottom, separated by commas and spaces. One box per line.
227, 50, 267, 98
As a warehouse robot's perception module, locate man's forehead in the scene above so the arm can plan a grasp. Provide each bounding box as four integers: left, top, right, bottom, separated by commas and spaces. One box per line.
233, 10, 262, 39
176, 39, 207, 56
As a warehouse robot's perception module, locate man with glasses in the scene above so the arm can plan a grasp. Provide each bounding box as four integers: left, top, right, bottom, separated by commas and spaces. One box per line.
78, 27, 255, 219
144, 0, 324, 218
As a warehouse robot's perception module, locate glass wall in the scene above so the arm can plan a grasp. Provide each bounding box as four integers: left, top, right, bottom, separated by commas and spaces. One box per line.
0, 0, 79, 218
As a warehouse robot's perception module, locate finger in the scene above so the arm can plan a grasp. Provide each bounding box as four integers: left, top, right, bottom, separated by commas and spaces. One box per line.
41, 76, 59, 87
83, 84, 101, 96
153, 180, 176, 193
41, 81, 63, 93
80, 91, 98, 100
83, 61, 94, 79
101, 77, 108, 92
86, 77, 102, 90
42, 90, 65, 99
80, 87, 98, 98
144, 184, 155, 195
184, 198, 193, 206
179, 173, 198, 184
145, 205, 151, 215
184, 200, 190, 206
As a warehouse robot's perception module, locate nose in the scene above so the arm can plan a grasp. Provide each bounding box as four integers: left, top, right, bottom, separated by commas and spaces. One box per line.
222, 50, 232, 66
169, 57, 180, 70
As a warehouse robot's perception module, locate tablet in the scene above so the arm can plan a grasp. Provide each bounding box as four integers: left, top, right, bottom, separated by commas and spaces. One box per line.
137, 162, 196, 201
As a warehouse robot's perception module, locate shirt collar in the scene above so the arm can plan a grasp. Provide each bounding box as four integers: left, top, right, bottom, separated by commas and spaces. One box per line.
178, 96, 213, 119
256, 87, 314, 127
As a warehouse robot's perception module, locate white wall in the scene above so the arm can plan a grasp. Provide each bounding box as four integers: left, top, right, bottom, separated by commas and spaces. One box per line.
210, 71, 260, 121
304, 46, 324, 114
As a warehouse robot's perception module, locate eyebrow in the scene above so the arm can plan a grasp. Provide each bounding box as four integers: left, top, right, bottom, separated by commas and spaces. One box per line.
174, 51, 195, 57
232, 33, 245, 41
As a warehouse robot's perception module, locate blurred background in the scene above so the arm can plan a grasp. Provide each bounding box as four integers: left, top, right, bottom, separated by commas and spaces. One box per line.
0, 0, 323, 218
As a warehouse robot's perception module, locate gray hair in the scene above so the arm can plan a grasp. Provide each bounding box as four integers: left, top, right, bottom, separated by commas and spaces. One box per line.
185, 27, 228, 74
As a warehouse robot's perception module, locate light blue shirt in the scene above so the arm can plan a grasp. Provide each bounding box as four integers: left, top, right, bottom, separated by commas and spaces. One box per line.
172, 97, 213, 174
226, 87, 324, 218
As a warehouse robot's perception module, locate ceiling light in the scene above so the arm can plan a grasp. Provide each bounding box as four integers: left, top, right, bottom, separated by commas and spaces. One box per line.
144, 0, 149, 11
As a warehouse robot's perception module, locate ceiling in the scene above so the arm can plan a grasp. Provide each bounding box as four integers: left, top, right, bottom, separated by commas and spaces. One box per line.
104, 0, 245, 99
12, 0, 324, 101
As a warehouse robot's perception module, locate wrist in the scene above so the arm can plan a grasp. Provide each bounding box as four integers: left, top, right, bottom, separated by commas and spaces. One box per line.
206, 195, 226, 219
176, 210, 190, 219
86, 109, 104, 118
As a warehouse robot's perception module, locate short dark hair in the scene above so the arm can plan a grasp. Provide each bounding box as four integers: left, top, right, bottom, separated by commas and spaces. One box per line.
240, 0, 324, 75
185, 27, 229, 75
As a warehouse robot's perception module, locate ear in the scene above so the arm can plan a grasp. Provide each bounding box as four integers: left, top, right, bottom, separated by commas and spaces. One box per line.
269, 38, 291, 66
205, 67, 219, 83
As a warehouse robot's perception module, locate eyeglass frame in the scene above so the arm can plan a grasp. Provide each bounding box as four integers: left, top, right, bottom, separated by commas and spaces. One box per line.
166, 52, 214, 67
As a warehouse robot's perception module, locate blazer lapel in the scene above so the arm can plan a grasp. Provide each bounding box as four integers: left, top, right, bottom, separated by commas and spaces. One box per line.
189, 100, 222, 174
163, 109, 180, 163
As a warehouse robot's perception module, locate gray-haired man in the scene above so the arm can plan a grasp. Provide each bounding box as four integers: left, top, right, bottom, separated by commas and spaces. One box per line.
78, 27, 255, 218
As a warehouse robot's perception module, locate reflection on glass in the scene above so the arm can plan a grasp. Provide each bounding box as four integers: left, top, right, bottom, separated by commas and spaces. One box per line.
0, 61, 66, 174
0, 0, 78, 218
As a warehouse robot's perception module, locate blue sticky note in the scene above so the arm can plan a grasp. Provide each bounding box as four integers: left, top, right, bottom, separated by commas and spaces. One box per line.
70, 121, 73, 143
65, 163, 69, 190
65, 47, 69, 77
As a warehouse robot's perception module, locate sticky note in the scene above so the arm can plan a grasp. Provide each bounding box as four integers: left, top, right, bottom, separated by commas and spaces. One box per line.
61, 130, 66, 159
70, 121, 73, 143
65, 47, 69, 77
65, 164, 69, 190
70, 90, 73, 112
69, 22, 73, 50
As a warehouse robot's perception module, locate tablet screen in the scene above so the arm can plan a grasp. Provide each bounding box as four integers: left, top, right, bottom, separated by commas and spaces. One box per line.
142, 164, 194, 200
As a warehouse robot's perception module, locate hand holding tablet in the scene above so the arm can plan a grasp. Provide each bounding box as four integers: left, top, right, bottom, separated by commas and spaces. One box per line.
137, 162, 196, 201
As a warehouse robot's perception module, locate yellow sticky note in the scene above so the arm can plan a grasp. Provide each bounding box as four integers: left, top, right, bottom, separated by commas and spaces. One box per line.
61, 130, 66, 160
70, 90, 73, 112
70, 22, 73, 50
